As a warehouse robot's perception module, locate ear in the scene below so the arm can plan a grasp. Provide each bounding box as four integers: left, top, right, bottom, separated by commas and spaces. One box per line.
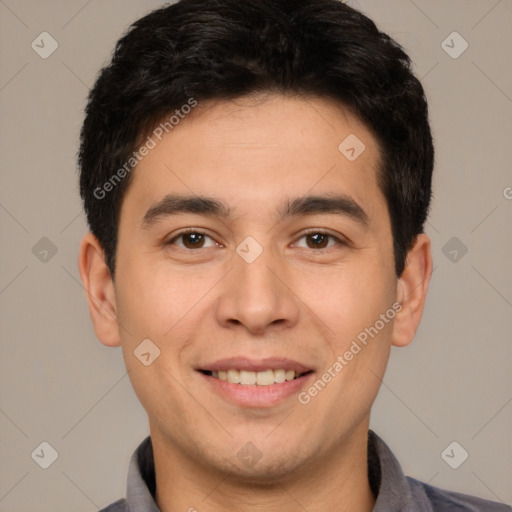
392, 233, 433, 348
78, 232, 121, 347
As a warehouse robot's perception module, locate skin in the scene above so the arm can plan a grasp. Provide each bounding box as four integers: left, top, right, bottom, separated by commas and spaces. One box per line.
79, 93, 432, 512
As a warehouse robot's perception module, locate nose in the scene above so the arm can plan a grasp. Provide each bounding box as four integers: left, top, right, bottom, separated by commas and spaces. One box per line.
215, 245, 300, 335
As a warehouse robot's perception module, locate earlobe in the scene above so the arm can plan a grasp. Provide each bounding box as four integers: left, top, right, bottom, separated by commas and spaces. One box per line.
78, 232, 121, 347
392, 233, 433, 348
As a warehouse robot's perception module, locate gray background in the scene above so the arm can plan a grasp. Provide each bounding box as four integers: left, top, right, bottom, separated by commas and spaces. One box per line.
1, 0, 511, 510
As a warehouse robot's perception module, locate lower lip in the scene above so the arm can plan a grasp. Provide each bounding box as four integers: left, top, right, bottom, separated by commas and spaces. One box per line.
199, 372, 314, 408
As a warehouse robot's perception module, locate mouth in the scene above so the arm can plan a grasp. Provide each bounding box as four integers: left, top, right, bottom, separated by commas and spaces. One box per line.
199, 368, 313, 386
196, 358, 315, 408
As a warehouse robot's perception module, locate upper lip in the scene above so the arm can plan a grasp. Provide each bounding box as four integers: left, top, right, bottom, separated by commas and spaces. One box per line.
198, 357, 313, 374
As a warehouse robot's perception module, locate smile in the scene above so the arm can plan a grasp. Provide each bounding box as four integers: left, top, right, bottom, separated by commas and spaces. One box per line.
197, 358, 315, 407
201, 369, 312, 386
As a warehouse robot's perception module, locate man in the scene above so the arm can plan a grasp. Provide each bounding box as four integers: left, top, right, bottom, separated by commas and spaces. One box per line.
77, 0, 511, 510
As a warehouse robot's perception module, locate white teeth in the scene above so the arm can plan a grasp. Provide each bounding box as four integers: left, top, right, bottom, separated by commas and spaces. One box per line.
285, 370, 295, 381
274, 369, 286, 383
210, 369, 303, 385
227, 369, 240, 384
256, 370, 275, 386
239, 370, 257, 385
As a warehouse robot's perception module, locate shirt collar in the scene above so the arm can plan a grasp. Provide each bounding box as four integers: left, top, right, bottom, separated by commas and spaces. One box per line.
126, 436, 159, 511
125, 430, 423, 511
368, 431, 431, 512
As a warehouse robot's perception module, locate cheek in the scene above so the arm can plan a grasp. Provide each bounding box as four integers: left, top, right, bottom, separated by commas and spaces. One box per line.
115, 255, 205, 342
123, 356, 202, 449
299, 260, 396, 415
113, 256, 221, 398
302, 261, 396, 346
312, 266, 395, 407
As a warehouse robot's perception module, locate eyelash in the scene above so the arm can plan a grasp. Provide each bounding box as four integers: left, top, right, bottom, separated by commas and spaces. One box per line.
166, 228, 347, 251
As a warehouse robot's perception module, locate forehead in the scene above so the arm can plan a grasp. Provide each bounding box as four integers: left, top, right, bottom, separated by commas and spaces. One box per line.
121, 94, 386, 225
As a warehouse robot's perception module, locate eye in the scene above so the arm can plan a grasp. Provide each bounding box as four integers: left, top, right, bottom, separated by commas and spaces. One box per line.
166, 229, 345, 251
167, 229, 220, 250
294, 231, 345, 250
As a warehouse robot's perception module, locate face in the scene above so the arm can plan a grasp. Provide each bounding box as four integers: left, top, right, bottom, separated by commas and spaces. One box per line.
93, 94, 409, 479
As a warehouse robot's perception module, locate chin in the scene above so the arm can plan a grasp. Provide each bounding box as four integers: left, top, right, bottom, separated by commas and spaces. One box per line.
201, 440, 316, 484
225, 455, 307, 484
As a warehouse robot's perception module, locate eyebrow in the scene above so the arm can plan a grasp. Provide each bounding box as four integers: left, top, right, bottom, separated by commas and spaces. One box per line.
140, 193, 369, 229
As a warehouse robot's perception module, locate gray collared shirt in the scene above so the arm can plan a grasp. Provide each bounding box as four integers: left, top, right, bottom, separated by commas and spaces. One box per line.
99, 431, 511, 511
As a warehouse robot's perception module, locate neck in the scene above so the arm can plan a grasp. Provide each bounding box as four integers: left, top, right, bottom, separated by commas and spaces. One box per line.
151, 423, 376, 512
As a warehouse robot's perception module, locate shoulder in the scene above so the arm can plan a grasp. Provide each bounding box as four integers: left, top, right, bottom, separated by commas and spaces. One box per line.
98, 498, 128, 512
407, 477, 512, 511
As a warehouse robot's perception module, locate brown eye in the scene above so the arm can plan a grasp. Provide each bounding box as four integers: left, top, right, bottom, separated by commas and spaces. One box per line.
305, 233, 330, 249
167, 230, 218, 249
295, 232, 342, 250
